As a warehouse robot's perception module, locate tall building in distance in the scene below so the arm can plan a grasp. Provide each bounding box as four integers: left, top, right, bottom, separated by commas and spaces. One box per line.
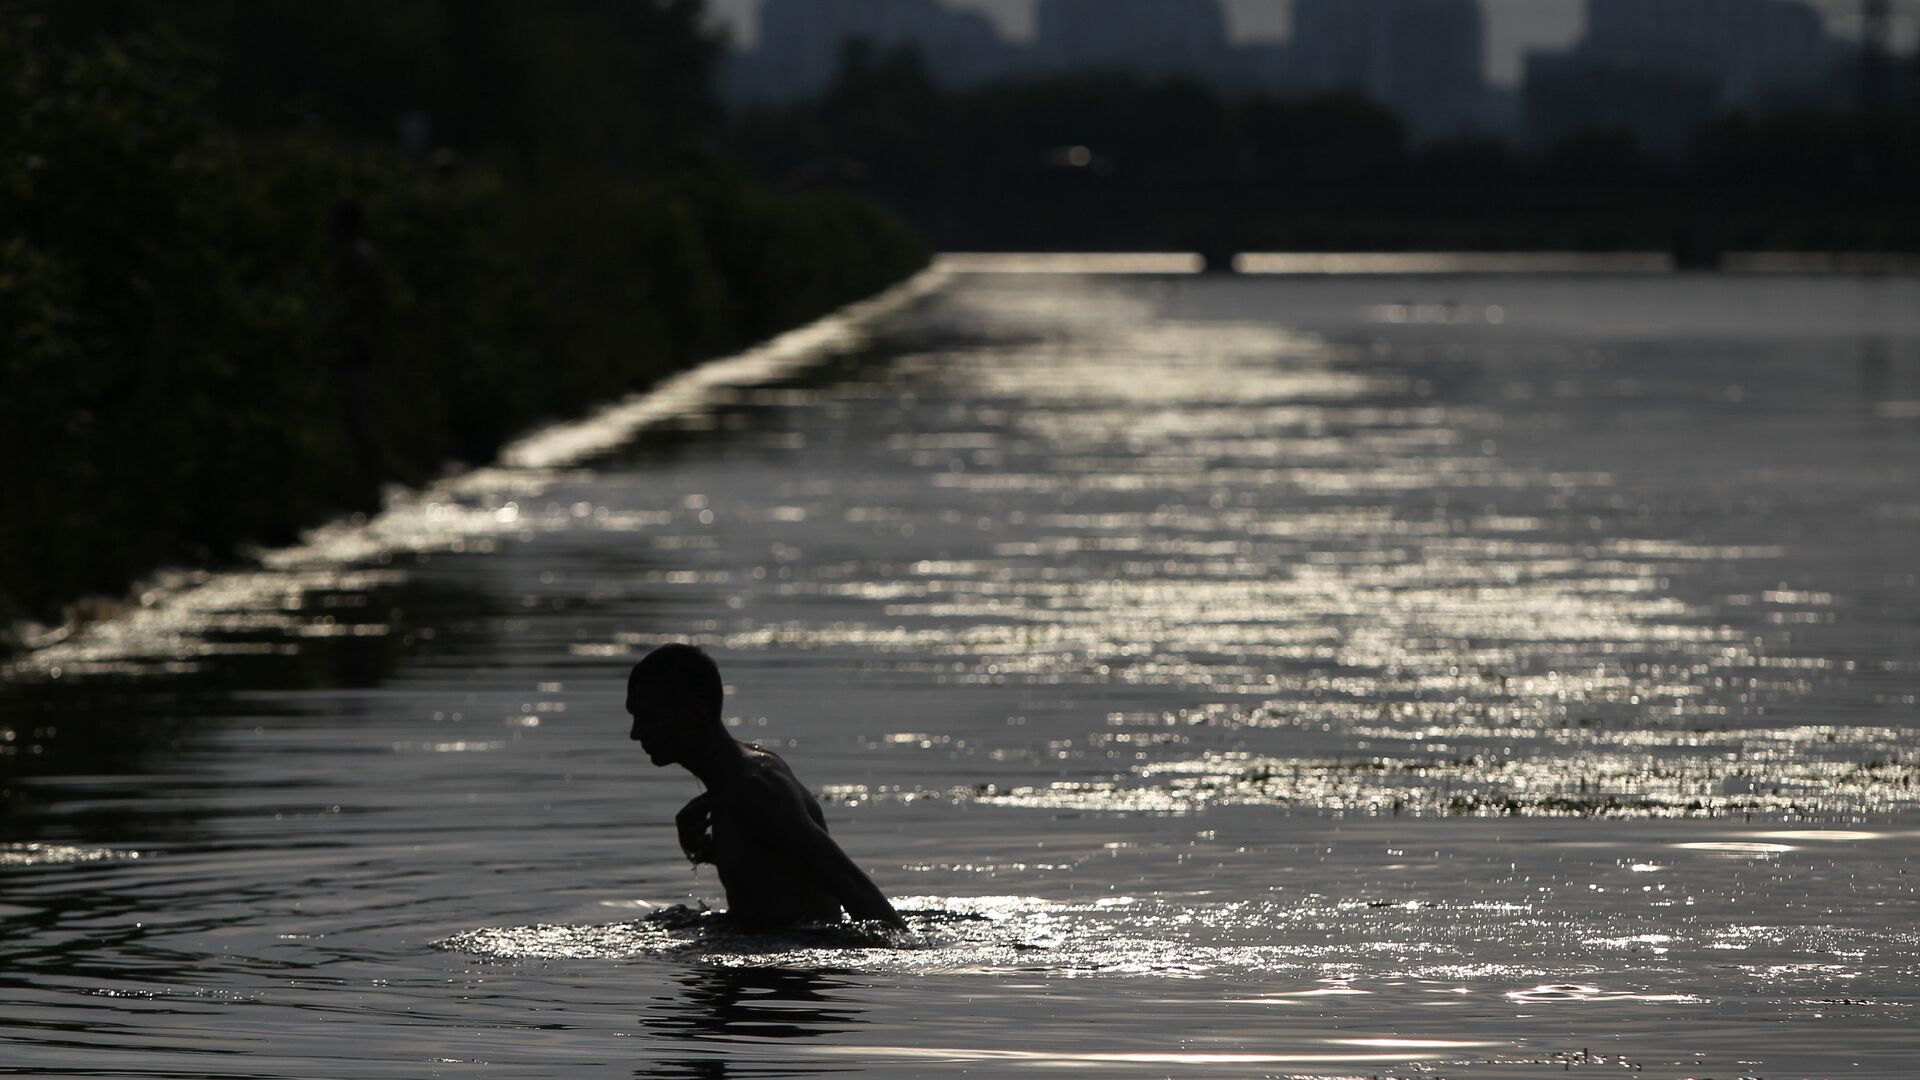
1521, 0, 1842, 155
728, 0, 1017, 102
1288, 0, 1491, 138
1033, 0, 1231, 79
1584, 0, 1832, 104
723, 0, 1885, 150
727, 0, 1499, 139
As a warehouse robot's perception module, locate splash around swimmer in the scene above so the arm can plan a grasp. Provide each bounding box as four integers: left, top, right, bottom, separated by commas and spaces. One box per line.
626, 643, 905, 930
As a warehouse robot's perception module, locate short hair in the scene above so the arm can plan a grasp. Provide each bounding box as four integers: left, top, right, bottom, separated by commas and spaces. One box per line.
628, 643, 723, 723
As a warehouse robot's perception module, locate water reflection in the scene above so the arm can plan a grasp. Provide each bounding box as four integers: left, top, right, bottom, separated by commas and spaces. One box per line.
0, 573, 505, 846
638, 967, 864, 1079
641, 1059, 853, 1080
1232, 251, 1669, 274
3, 269, 1919, 1078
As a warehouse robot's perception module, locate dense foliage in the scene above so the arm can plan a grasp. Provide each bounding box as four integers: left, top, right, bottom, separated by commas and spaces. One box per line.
732, 44, 1920, 252
0, 8, 928, 631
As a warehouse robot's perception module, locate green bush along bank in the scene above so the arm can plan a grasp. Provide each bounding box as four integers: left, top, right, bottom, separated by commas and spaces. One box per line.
0, 25, 928, 638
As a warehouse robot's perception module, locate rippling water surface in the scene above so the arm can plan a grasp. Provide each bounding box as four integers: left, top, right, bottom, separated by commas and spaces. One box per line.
5, 264, 1919, 1077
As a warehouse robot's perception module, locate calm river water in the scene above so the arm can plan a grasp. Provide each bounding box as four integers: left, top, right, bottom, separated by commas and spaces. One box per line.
5, 261, 1919, 1078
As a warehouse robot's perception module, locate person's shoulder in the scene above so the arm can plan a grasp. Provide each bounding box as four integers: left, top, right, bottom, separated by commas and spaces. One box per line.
727, 746, 811, 807
740, 742, 800, 779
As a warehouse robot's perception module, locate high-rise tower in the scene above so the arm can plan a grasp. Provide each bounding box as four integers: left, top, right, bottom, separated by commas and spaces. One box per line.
1289, 0, 1489, 138
1033, 0, 1232, 78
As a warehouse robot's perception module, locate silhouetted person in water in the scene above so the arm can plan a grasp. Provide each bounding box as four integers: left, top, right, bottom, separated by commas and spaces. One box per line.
626, 644, 905, 929
331, 198, 387, 507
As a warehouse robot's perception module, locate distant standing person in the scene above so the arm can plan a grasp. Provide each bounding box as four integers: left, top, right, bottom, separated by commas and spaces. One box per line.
331, 198, 387, 507
625, 643, 906, 929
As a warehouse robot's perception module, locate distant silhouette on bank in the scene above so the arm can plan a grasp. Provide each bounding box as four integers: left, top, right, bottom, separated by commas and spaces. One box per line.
331, 199, 388, 507
626, 644, 905, 929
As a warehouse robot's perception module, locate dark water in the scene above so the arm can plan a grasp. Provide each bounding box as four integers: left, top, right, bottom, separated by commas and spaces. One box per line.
5, 262, 1919, 1078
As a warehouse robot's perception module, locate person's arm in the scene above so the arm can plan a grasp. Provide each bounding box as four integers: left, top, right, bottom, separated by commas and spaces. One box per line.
736, 777, 905, 928
811, 833, 906, 928
676, 792, 715, 864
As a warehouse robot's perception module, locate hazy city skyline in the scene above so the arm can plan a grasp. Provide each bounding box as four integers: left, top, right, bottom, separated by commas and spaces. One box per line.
708, 0, 1908, 85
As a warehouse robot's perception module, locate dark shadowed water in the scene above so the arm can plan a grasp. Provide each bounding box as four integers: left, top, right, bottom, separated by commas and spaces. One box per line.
5, 261, 1919, 1078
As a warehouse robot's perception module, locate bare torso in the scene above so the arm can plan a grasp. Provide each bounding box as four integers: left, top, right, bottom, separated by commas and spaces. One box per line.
706, 746, 843, 927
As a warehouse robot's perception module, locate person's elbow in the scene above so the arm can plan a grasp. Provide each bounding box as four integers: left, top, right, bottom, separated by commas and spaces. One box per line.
838, 871, 905, 928
848, 894, 906, 929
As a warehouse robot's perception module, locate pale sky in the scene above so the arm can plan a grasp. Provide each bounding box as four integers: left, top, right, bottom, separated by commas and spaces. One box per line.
707, 0, 1900, 87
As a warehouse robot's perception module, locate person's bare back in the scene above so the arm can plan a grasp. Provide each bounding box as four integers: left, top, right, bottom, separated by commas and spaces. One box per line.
626, 644, 904, 929
681, 745, 845, 926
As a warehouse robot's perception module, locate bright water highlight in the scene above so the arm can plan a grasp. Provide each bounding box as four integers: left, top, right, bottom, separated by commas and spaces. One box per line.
4, 264, 1919, 1077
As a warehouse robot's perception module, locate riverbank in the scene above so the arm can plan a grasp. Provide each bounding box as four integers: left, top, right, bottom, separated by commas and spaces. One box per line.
0, 25, 929, 649
5, 264, 948, 676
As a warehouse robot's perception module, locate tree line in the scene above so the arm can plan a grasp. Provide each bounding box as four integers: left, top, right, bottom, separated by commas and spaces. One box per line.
0, 2, 929, 635
730, 42, 1920, 253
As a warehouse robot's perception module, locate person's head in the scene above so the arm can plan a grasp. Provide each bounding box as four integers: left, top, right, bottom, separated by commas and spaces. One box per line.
626, 643, 725, 767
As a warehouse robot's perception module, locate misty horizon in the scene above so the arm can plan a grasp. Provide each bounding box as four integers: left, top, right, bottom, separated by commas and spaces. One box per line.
708, 0, 1915, 85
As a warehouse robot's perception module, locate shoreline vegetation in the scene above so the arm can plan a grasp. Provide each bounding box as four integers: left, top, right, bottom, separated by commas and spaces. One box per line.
0, 6, 929, 649
732, 44, 1920, 256
8, 3, 1914, 651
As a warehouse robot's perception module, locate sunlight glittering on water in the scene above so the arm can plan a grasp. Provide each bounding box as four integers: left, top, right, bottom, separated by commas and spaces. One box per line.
2, 271, 946, 682
6, 268, 1919, 1078
0, 843, 140, 867
550, 272, 1918, 828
